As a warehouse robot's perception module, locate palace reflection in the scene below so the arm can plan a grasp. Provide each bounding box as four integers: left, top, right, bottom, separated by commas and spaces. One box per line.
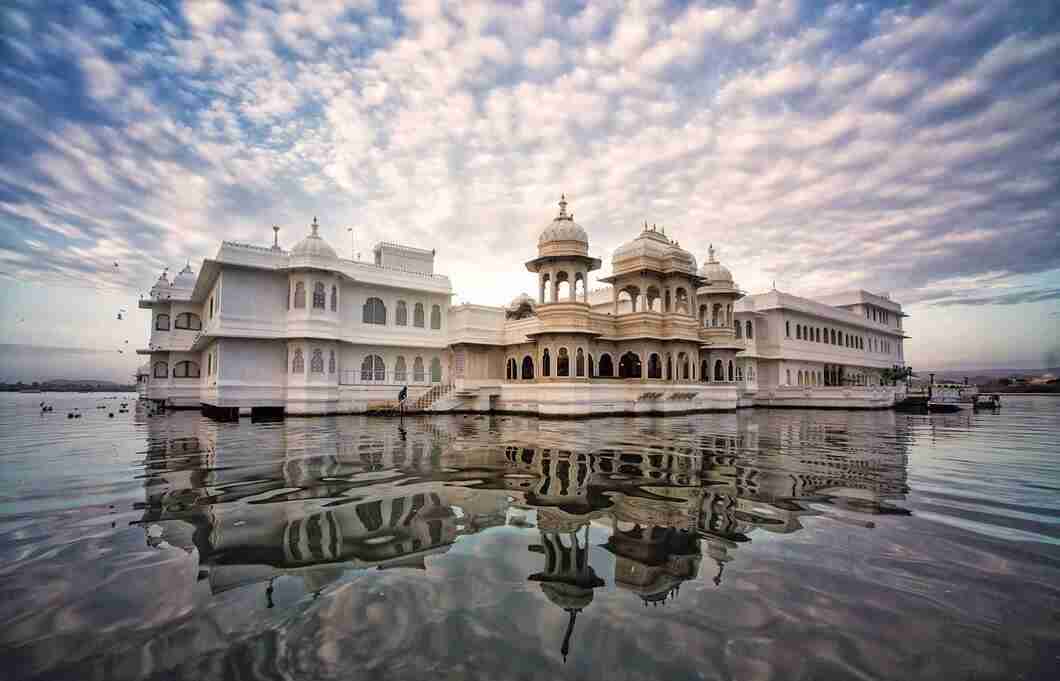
138, 410, 910, 659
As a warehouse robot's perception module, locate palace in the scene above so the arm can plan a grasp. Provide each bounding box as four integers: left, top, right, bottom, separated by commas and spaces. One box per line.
138, 197, 908, 416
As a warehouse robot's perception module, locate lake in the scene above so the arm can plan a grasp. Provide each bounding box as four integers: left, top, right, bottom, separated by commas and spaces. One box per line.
1, 392, 1058, 680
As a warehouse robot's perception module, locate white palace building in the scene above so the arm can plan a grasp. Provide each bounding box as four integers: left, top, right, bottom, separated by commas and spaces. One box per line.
138, 197, 907, 417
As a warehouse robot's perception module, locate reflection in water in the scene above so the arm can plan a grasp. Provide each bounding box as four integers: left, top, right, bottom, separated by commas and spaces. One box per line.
136, 410, 911, 665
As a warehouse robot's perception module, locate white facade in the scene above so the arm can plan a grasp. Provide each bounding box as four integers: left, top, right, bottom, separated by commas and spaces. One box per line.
140, 201, 907, 417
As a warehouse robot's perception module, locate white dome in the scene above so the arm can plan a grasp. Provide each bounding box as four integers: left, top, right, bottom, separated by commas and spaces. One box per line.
171, 262, 196, 291
612, 227, 672, 260
509, 292, 536, 308
291, 217, 338, 259
667, 241, 698, 272
699, 244, 733, 282
538, 195, 588, 249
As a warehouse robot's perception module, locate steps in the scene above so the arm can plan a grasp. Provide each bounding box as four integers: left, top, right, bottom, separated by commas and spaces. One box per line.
400, 382, 454, 412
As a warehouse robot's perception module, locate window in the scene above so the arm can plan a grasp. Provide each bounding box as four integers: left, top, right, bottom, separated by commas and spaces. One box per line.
155, 314, 170, 331
557, 348, 570, 377
330, 285, 338, 312
816, 328, 821, 342
430, 304, 441, 330
796, 324, 801, 340
413, 357, 425, 382
746, 320, 753, 339
543, 349, 551, 377
521, 355, 535, 379
294, 282, 306, 309
361, 355, 385, 381
311, 349, 324, 373
576, 349, 585, 377
207, 353, 212, 376
329, 350, 336, 374
598, 353, 614, 377
830, 329, 837, 344
172, 360, 200, 378
798, 370, 803, 385
292, 349, 304, 373
736, 365, 743, 381
395, 356, 407, 382
715, 360, 725, 382
396, 301, 408, 326
153, 361, 168, 378
174, 312, 202, 330
680, 353, 690, 380
414, 303, 425, 327
430, 357, 442, 382
363, 297, 386, 325
588, 354, 594, 378
785, 321, 790, 337
313, 282, 326, 309
786, 369, 791, 385
736, 323, 742, 339
209, 297, 214, 318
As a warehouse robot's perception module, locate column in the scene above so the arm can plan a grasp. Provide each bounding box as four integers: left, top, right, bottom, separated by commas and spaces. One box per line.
612, 286, 619, 315
539, 274, 546, 304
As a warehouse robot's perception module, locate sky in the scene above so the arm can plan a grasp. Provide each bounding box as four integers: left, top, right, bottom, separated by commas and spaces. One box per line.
0, 0, 1058, 382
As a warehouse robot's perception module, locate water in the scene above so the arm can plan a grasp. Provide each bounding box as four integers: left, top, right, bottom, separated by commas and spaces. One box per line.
1, 393, 1058, 681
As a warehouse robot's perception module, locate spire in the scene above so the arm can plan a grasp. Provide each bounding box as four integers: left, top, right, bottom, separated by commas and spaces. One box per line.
557, 194, 569, 219
311, 217, 319, 237
708, 243, 716, 263
272, 225, 280, 250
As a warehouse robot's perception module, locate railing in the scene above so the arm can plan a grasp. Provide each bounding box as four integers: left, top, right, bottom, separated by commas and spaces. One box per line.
338, 369, 442, 386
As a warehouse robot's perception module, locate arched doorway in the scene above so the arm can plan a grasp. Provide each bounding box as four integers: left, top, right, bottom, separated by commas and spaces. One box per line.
647, 353, 661, 379
619, 352, 642, 379
522, 355, 534, 379
598, 353, 614, 377
714, 359, 725, 381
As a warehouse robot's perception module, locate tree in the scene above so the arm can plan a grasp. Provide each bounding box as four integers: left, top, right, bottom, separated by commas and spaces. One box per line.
881, 365, 913, 385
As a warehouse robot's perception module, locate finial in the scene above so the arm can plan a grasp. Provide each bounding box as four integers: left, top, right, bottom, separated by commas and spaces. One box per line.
272, 225, 280, 249
708, 243, 716, 263
557, 194, 569, 219
311, 217, 319, 236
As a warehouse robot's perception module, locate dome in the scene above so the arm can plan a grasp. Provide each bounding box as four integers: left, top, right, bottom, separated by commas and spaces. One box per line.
170, 262, 196, 292
291, 217, 338, 259
611, 224, 697, 276
699, 244, 733, 283
537, 195, 589, 256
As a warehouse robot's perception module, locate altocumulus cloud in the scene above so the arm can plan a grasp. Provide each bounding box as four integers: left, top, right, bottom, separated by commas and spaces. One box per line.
0, 0, 1058, 309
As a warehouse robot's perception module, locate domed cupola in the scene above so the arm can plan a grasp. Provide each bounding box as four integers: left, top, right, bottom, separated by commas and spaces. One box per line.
537, 195, 589, 257
291, 217, 338, 260
699, 244, 734, 285
170, 261, 196, 296
149, 269, 170, 298
611, 224, 699, 278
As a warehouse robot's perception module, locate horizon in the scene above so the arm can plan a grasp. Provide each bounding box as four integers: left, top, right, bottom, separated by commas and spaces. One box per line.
1, 1, 1059, 375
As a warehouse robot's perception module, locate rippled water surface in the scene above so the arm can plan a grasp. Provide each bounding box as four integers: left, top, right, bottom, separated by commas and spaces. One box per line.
1, 393, 1058, 680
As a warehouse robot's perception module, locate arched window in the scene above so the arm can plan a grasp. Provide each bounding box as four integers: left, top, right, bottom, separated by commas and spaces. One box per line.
785, 321, 791, 337
329, 350, 336, 374
667, 355, 673, 381
395, 356, 407, 382
414, 303, 425, 327
588, 353, 594, 378
575, 348, 585, 377
361, 355, 385, 382
714, 359, 724, 382
619, 352, 642, 379
311, 349, 324, 373
506, 358, 513, 380
680, 353, 690, 380
174, 312, 201, 330
798, 370, 803, 385
430, 304, 441, 330
746, 321, 753, 339
292, 349, 304, 374
521, 355, 535, 379
796, 324, 801, 340
647, 353, 661, 379
598, 353, 614, 377
728, 360, 734, 382
542, 349, 551, 377
153, 361, 168, 378
155, 314, 170, 331
787, 369, 792, 384
363, 297, 386, 325
294, 282, 306, 309
430, 357, 442, 382
313, 282, 326, 309
173, 360, 200, 378
816, 328, 821, 342
330, 285, 338, 312
413, 357, 425, 382
831, 329, 837, 344
701, 359, 709, 382
396, 301, 408, 326
735, 322, 742, 339
557, 348, 570, 377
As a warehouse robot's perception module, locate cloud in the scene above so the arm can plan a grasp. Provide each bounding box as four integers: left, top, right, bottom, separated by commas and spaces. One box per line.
0, 0, 1056, 326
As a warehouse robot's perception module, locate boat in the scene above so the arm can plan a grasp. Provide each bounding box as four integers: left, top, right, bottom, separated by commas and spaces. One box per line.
927, 384, 964, 412
973, 393, 1002, 410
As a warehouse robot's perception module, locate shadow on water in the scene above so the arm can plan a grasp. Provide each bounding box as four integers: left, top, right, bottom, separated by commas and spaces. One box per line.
1, 394, 1059, 681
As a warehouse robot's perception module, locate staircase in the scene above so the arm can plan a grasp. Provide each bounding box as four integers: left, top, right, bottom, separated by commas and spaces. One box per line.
401, 381, 454, 412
